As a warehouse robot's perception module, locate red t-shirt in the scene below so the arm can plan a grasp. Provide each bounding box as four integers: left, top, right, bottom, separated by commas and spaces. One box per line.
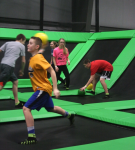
90, 60, 113, 75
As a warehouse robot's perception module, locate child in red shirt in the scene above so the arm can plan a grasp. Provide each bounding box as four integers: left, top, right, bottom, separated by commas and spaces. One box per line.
80, 59, 113, 98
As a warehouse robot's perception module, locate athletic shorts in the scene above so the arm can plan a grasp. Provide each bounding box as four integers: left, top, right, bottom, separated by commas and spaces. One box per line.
96, 71, 112, 80
24, 90, 54, 111
0, 64, 18, 86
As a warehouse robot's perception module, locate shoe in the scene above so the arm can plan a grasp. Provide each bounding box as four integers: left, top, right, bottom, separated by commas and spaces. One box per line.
15, 102, 23, 109
68, 114, 75, 125
19, 137, 37, 145
66, 87, 69, 90
86, 90, 95, 95
103, 95, 110, 99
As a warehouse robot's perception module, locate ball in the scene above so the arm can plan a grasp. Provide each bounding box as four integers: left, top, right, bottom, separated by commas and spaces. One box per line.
78, 89, 85, 96
86, 83, 93, 90
34, 33, 48, 44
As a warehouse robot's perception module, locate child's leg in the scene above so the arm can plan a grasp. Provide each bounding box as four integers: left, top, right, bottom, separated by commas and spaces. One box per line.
50, 106, 75, 125
45, 96, 75, 125
92, 74, 100, 91
10, 73, 23, 108
100, 77, 108, 93
50, 106, 66, 115
56, 66, 65, 84
23, 106, 34, 127
62, 65, 70, 88
12, 80, 19, 103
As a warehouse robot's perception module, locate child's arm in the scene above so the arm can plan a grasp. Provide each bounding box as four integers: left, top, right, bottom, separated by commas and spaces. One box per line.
38, 49, 45, 54
67, 57, 70, 65
53, 56, 59, 72
47, 66, 60, 98
80, 75, 95, 91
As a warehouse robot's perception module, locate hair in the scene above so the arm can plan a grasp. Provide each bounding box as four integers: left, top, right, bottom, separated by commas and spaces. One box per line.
16, 34, 26, 41
58, 38, 67, 55
83, 59, 91, 64
31, 36, 42, 50
51, 41, 58, 48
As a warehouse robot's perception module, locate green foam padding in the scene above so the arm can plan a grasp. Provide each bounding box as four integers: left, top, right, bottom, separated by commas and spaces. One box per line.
52, 98, 81, 106
0, 95, 11, 99
68, 43, 85, 62
0, 108, 62, 123
0, 89, 13, 99
84, 100, 135, 110
77, 109, 135, 128
96, 38, 135, 89
4, 79, 32, 88
88, 32, 101, 40
96, 30, 135, 40
53, 136, 135, 150
65, 40, 95, 74
58, 105, 93, 113
0, 28, 92, 42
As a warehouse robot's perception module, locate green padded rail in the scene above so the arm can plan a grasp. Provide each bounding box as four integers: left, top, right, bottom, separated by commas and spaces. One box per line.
53, 136, 135, 150
65, 40, 95, 74
4, 79, 32, 88
0, 108, 62, 123
89, 30, 135, 40
77, 109, 135, 128
0, 28, 92, 43
96, 38, 135, 89
84, 100, 135, 110
0, 89, 13, 99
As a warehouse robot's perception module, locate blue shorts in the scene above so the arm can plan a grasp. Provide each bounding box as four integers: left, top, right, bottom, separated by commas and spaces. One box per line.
24, 90, 54, 111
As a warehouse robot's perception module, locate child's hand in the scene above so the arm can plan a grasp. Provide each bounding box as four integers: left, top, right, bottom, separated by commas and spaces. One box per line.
55, 66, 59, 72
53, 89, 60, 98
80, 86, 86, 91
19, 70, 24, 76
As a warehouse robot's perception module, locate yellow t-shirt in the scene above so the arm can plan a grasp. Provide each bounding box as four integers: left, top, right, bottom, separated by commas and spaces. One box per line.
28, 54, 52, 96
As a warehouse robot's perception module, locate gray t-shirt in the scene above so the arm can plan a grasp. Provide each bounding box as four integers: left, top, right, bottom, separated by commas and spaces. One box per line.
0, 41, 25, 67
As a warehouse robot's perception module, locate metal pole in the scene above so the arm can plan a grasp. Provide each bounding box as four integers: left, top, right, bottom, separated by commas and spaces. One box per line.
95, 0, 99, 32
40, 0, 44, 31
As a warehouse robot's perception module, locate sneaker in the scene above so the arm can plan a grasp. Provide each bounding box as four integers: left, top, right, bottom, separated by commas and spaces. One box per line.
15, 102, 23, 109
19, 137, 37, 145
68, 114, 75, 125
86, 90, 95, 95
103, 95, 110, 99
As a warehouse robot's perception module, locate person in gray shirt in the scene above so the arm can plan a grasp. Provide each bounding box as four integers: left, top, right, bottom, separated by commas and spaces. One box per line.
0, 34, 26, 108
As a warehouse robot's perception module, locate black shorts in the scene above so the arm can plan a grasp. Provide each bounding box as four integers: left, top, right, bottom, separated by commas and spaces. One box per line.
0, 64, 18, 86
96, 71, 112, 80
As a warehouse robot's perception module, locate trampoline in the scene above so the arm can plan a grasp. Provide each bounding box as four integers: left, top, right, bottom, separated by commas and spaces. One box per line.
0, 29, 135, 150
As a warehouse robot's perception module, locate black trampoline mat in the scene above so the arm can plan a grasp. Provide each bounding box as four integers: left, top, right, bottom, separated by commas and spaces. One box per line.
0, 116, 135, 150
118, 108, 135, 114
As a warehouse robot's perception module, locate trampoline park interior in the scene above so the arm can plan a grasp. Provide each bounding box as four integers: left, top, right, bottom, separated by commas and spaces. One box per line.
0, 1, 135, 150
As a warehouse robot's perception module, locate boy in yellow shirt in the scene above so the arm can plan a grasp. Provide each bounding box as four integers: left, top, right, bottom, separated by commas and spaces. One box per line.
19, 37, 75, 145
